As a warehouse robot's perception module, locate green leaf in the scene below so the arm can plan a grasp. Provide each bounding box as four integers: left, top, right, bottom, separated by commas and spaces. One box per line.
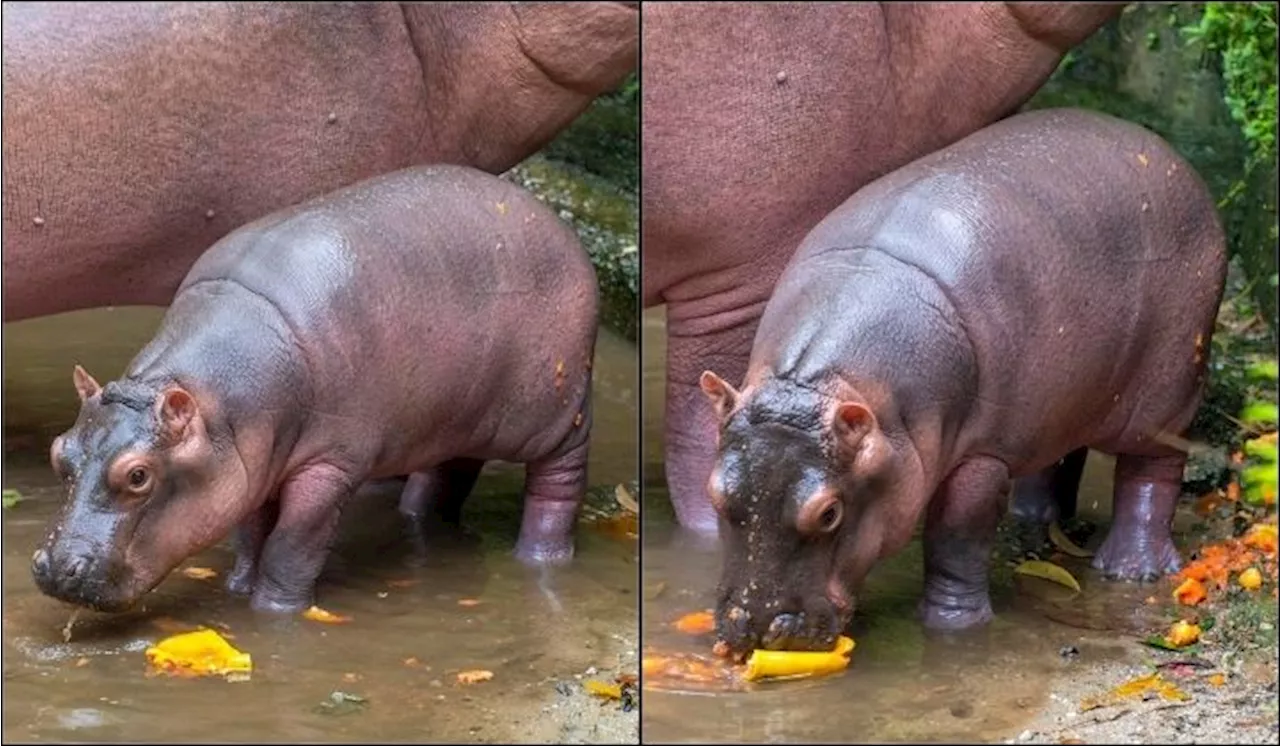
2, 489, 22, 510
1141, 635, 1197, 652
1200, 615, 1217, 632
1246, 359, 1279, 381
1241, 401, 1280, 427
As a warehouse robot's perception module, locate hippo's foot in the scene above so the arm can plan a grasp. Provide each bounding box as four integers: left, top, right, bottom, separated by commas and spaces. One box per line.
249, 585, 314, 614
758, 610, 843, 652
922, 457, 1010, 632
516, 444, 587, 566
226, 562, 256, 596
1009, 448, 1088, 555
918, 595, 994, 631
1091, 529, 1181, 581
1092, 452, 1185, 582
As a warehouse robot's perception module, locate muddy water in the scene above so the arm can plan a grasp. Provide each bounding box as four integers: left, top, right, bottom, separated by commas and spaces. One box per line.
639, 307, 1166, 745
2, 307, 639, 744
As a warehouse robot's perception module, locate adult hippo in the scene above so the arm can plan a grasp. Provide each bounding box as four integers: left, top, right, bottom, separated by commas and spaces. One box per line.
1, 1, 636, 321
641, 1, 1122, 533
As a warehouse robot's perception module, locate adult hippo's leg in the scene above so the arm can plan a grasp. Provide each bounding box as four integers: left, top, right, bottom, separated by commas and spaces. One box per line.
1009, 447, 1087, 551
397, 459, 485, 561
1091, 452, 1185, 581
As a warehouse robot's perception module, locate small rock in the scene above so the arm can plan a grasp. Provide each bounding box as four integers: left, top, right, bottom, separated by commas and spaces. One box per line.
775, 71, 787, 84
584, 666, 598, 676
1059, 645, 1080, 660
1018, 730, 1034, 742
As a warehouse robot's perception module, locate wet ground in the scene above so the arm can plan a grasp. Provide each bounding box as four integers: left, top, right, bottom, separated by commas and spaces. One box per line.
638, 307, 1279, 745
2, 307, 639, 744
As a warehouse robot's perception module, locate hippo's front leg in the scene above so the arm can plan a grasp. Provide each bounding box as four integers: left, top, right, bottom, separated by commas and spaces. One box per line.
920, 457, 1011, 631
226, 500, 278, 596
250, 465, 353, 613
516, 440, 589, 565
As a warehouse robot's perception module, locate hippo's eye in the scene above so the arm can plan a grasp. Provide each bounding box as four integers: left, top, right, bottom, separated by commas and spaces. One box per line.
126, 466, 151, 492
818, 503, 843, 533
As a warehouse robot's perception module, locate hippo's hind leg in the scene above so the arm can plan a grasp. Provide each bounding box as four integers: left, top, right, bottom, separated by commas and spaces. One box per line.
397, 459, 485, 561
1091, 452, 1184, 581
516, 437, 589, 566
1009, 447, 1088, 553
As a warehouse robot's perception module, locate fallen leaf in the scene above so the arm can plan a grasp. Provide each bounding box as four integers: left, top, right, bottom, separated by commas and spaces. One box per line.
303, 606, 352, 624
1164, 620, 1201, 648
1173, 577, 1207, 606
1206, 673, 1226, 687
456, 670, 494, 685
584, 679, 622, 700
145, 629, 252, 679
1049, 522, 1093, 558
1014, 560, 1082, 593
1141, 635, 1186, 652
457, 598, 481, 607
673, 610, 715, 635
181, 567, 218, 580
614, 484, 639, 514
1079, 672, 1189, 712
2, 488, 23, 510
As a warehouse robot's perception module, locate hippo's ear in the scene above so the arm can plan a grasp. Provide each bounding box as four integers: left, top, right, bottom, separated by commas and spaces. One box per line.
832, 402, 876, 451
72, 365, 102, 402
157, 387, 199, 443
699, 371, 739, 420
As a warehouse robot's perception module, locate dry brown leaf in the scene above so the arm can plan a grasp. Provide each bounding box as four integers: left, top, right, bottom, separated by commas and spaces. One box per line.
456, 669, 494, 685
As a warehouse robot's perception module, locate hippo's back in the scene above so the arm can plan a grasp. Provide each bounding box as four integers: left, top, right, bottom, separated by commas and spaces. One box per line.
791, 108, 1227, 470
177, 165, 597, 462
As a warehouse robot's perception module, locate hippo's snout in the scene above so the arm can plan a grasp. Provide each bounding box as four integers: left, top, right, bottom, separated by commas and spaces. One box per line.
716, 603, 847, 658
31, 545, 133, 613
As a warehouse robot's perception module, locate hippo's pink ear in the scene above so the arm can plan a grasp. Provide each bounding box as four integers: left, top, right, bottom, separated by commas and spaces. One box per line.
158, 387, 198, 442
833, 402, 876, 450
699, 371, 739, 420
72, 365, 102, 402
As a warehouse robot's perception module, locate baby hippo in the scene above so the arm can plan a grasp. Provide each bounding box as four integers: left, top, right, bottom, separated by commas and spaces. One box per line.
700, 108, 1227, 656
34, 165, 598, 613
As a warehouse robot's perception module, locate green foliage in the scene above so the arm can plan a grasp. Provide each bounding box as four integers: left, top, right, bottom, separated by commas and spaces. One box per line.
1239, 359, 1277, 508
542, 73, 638, 192
1182, 3, 1278, 169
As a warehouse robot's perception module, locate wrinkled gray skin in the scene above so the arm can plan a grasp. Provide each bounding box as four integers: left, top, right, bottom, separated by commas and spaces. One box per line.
702, 108, 1227, 656
33, 166, 598, 614
643, 1, 1122, 535
2, 1, 636, 321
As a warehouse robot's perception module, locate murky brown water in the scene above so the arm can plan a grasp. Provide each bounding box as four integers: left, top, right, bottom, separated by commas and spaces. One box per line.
639, 307, 1167, 745
3, 307, 639, 744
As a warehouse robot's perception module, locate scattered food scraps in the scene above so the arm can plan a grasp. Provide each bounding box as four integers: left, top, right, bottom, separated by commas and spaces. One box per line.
1207, 673, 1226, 687
1048, 522, 1093, 558
673, 610, 715, 635
584, 679, 622, 700
1079, 672, 1188, 712
1238, 566, 1263, 590
1013, 559, 1082, 593
302, 606, 352, 624
642, 651, 743, 691
2, 488, 23, 509
1164, 620, 1201, 648
1173, 577, 1207, 606
743, 635, 856, 683
181, 567, 218, 580
456, 670, 494, 685
1242, 523, 1277, 555
145, 629, 252, 679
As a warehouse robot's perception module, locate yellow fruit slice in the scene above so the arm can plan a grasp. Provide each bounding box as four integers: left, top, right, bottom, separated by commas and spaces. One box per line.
145, 629, 252, 679
743, 635, 856, 682
1048, 522, 1093, 558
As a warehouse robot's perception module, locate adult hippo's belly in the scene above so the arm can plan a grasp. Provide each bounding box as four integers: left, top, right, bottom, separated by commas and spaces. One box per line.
1, 1, 636, 321
640, 1, 1121, 533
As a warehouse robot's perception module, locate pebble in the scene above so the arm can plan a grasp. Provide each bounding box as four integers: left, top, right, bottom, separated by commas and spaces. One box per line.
1018, 729, 1034, 742
584, 666, 597, 676
775, 71, 787, 84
